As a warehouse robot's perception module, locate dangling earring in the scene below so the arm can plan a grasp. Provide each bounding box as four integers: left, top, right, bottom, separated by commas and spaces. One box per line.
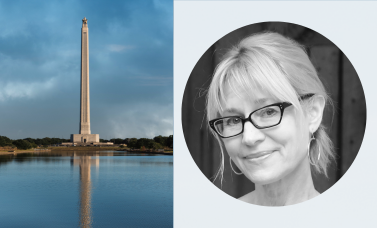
230, 157, 243, 175
307, 132, 321, 165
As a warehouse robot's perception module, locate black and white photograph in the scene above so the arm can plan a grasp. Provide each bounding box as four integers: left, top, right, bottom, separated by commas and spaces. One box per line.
181, 22, 366, 206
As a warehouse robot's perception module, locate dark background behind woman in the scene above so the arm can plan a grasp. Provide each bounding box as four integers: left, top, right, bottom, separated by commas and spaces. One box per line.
182, 22, 366, 198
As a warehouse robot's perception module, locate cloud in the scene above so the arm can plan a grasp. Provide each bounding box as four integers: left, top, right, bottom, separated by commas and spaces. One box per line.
153, 0, 170, 11
0, 0, 173, 139
0, 77, 57, 102
104, 102, 173, 139
139, 82, 171, 86
128, 76, 173, 87
107, 44, 135, 52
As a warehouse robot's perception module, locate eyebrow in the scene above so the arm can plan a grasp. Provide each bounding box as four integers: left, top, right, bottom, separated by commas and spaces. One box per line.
222, 107, 243, 115
222, 98, 272, 115
253, 98, 270, 104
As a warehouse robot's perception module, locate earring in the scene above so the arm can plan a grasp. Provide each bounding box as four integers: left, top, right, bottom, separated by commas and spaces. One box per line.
307, 132, 321, 165
230, 157, 243, 175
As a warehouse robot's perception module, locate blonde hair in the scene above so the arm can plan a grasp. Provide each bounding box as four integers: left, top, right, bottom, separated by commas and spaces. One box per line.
206, 32, 335, 183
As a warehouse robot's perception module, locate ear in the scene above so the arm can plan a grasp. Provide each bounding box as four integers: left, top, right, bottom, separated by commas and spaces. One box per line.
307, 95, 325, 133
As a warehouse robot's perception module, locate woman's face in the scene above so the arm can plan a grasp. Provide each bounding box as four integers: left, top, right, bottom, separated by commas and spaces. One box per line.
221, 88, 309, 185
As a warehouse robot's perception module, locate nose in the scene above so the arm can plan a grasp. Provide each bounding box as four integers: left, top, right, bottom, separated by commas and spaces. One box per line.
242, 121, 265, 146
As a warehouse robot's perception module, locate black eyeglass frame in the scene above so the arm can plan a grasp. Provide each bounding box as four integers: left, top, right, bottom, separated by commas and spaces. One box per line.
208, 94, 314, 138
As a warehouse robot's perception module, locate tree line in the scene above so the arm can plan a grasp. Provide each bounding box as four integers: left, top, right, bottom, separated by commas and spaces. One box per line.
105, 135, 173, 150
0, 135, 173, 150
0, 136, 70, 150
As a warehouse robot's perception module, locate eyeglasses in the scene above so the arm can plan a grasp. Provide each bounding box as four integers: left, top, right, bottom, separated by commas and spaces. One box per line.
209, 94, 314, 138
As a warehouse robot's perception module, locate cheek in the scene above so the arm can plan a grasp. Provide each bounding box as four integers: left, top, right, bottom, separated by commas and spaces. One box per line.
222, 138, 241, 157
274, 120, 307, 160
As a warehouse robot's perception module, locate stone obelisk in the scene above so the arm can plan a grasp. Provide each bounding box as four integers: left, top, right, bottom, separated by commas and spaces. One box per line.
80, 17, 90, 135
71, 17, 99, 144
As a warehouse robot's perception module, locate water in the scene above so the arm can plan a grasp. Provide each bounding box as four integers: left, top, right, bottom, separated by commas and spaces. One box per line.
0, 151, 173, 228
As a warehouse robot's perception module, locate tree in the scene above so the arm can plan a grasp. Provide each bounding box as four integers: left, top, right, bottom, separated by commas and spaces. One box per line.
39, 138, 51, 146
12, 140, 32, 150
23, 137, 35, 144
0, 136, 13, 147
166, 135, 173, 148
128, 138, 138, 149
34, 138, 42, 145
136, 138, 150, 149
110, 138, 124, 144
146, 140, 161, 149
30, 142, 38, 148
152, 142, 163, 150
153, 135, 167, 147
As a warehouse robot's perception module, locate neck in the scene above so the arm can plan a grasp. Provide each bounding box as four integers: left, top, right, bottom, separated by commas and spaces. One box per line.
252, 161, 319, 206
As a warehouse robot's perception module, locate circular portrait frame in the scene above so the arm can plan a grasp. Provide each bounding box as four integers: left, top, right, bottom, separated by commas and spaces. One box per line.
181, 21, 366, 206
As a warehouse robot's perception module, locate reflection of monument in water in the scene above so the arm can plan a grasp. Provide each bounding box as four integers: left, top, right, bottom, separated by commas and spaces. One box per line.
70, 17, 99, 144
71, 154, 99, 228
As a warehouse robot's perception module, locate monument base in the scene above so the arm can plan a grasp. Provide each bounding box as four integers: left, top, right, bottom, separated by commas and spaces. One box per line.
71, 134, 99, 143
61, 142, 114, 146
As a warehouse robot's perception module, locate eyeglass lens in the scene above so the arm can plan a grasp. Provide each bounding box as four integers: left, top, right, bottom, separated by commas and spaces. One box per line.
213, 105, 282, 137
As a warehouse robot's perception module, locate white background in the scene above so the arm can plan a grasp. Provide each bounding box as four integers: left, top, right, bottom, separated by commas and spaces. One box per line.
175, 1, 376, 227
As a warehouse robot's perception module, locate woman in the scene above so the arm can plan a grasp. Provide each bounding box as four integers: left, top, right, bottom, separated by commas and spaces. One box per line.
206, 32, 335, 206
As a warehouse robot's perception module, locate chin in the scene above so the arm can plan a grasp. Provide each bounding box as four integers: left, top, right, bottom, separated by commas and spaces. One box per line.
244, 169, 285, 186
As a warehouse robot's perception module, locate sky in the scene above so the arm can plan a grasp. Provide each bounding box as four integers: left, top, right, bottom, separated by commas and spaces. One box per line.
0, 0, 173, 140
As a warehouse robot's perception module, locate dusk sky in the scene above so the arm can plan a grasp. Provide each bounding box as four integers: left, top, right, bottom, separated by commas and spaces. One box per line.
0, 0, 173, 140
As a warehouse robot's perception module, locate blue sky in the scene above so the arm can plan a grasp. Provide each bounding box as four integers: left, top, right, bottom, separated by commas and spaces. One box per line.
0, 0, 173, 140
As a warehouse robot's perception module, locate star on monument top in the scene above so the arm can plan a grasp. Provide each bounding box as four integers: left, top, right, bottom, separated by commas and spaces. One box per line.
82, 17, 87, 24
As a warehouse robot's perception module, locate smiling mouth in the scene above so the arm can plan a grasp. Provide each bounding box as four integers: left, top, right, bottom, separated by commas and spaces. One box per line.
243, 151, 276, 161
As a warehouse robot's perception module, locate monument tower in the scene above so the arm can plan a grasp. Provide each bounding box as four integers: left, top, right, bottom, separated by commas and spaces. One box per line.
71, 17, 99, 144
80, 17, 91, 135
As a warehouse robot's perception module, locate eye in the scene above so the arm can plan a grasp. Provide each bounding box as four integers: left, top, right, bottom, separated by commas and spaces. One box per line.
265, 108, 277, 116
257, 107, 279, 118
225, 117, 241, 125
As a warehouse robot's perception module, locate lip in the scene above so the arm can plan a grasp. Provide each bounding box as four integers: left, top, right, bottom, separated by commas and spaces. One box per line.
243, 150, 276, 160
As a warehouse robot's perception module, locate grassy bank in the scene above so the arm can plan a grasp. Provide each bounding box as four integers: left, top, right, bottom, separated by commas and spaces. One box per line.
53, 146, 173, 154
0, 149, 51, 155
51, 146, 120, 151
117, 148, 173, 155
0, 146, 173, 155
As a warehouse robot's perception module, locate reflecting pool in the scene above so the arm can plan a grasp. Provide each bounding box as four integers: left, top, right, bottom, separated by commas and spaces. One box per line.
0, 151, 173, 228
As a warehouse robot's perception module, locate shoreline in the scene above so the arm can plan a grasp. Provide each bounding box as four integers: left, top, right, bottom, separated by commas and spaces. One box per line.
0, 149, 51, 155
0, 147, 173, 156
117, 148, 173, 155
